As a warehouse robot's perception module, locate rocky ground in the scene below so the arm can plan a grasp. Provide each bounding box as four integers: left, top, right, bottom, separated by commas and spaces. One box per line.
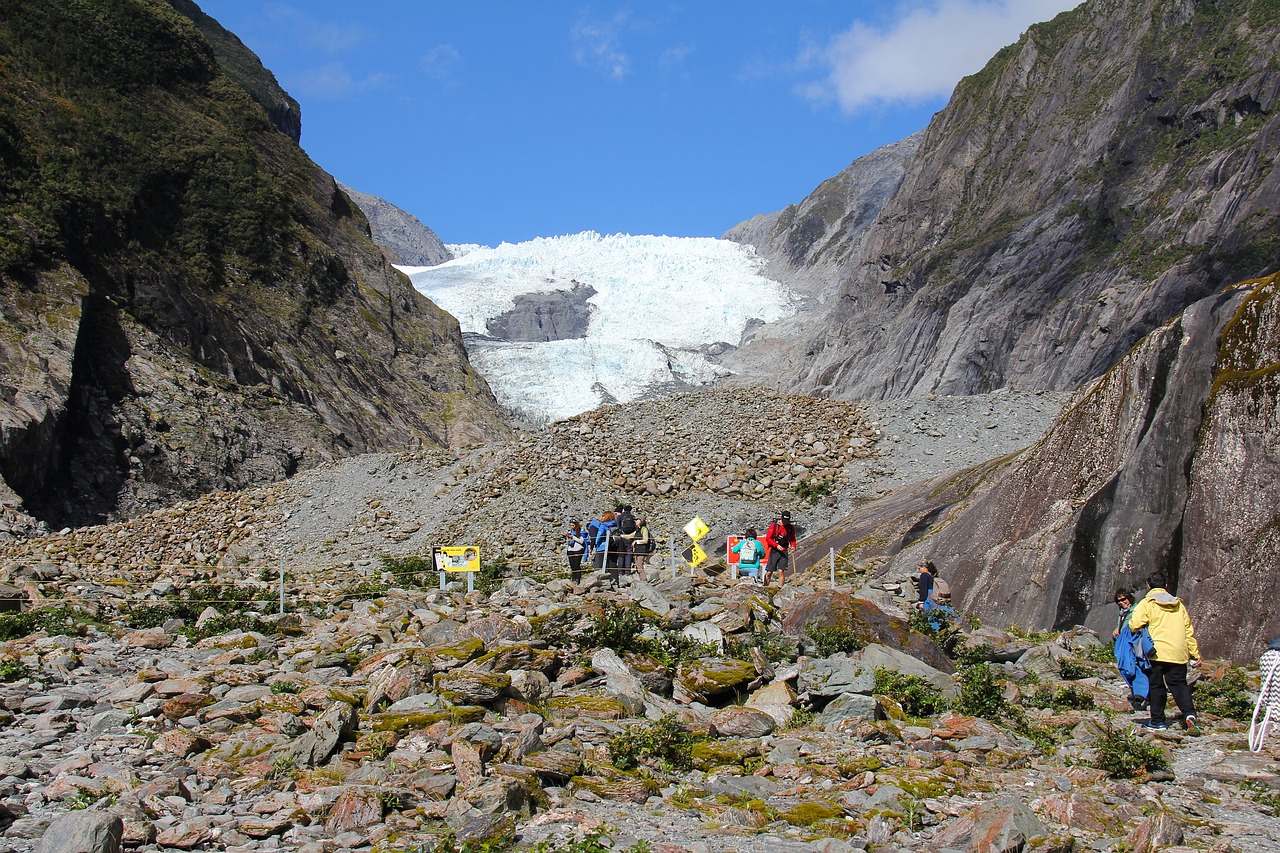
0, 389, 1276, 853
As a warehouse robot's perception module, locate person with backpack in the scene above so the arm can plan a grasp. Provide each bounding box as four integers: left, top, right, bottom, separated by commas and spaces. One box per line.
615, 504, 638, 570
1112, 587, 1151, 712
593, 511, 616, 574
763, 511, 797, 586
732, 527, 765, 582
583, 515, 602, 569
1128, 572, 1202, 732
630, 518, 653, 579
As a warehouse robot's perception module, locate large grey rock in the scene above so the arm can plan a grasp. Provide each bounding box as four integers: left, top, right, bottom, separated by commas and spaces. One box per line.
288, 701, 358, 767
849, 643, 958, 697
798, 657, 876, 699
34, 810, 123, 853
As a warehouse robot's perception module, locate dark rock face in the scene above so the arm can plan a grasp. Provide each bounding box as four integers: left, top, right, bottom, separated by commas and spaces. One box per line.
165, 0, 301, 142
484, 285, 596, 342
806, 276, 1280, 662
337, 183, 454, 268
730, 0, 1280, 402
0, 1, 508, 528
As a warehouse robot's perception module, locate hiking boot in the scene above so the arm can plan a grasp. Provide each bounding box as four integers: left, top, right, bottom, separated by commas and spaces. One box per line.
1182, 715, 1199, 733
1139, 720, 1169, 731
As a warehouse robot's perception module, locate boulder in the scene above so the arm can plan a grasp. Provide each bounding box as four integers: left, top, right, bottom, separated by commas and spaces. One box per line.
34, 811, 123, 853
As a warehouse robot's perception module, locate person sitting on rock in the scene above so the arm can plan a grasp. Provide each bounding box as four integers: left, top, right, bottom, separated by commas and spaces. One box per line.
732, 528, 764, 582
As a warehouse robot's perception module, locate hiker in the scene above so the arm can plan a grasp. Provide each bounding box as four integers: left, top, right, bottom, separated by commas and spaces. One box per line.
763, 510, 797, 586
615, 504, 638, 570
1112, 587, 1151, 712
565, 520, 587, 584
593, 511, 617, 574
732, 527, 765, 581
914, 560, 936, 609
630, 518, 653, 580
1128, 572, 1201, 732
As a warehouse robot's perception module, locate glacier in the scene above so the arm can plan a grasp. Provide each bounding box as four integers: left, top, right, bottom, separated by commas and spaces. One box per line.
400, 232, 795, 423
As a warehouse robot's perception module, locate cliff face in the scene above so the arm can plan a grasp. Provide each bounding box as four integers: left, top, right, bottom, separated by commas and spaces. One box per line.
0, 0, 508, 529
804, 274, 1279, 662
337, 184, 454, 268
732, 0, 1280, 402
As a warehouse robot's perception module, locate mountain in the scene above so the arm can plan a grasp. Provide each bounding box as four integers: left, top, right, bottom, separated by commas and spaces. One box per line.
0, 0, 508, 531
338, 184, 454, 267
728, 0, 1280, 402
402, 233, 795, 424
798, 272, 1279, 663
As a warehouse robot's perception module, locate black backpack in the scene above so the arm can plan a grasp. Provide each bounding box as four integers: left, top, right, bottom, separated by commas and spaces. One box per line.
618, 511, 637, 535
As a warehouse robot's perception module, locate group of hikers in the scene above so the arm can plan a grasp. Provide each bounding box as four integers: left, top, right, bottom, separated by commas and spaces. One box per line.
1113, 571, 1202, 732
563, 507, 798, 587
913, 560, 1202, 732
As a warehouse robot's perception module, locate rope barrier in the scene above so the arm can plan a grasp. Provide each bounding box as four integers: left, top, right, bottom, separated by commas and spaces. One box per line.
1249, 647, 1280, 752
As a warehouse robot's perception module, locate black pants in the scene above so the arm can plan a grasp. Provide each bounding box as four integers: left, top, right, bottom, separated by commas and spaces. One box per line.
568, 553, 584, 583
1148, 660, 1195, 722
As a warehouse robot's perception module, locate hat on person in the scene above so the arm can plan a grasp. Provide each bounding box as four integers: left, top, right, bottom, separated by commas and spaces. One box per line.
780, 511, 791, 520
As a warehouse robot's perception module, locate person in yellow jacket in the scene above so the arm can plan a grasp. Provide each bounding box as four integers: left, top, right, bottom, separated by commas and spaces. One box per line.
1128, 572, 1201, 732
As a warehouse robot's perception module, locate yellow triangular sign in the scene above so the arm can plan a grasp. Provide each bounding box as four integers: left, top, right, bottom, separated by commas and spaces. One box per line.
682, 542, 708, 567
683, 517, 710, 541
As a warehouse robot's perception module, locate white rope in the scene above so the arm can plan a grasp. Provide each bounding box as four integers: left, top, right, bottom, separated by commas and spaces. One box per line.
1249, 648, 1280, 752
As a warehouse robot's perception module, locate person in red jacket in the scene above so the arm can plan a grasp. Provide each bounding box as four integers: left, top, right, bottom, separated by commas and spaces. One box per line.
763, 511, 797, 586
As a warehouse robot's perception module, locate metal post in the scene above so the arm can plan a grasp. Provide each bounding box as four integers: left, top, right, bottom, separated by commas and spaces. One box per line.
467, 571, 474, 594
830, 548, 836, 588
278, 562, 285, 614
670, 537, 676, 579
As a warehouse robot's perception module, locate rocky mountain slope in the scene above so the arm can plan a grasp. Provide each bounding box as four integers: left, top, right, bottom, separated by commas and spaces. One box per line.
727, 0, 1280, 402
798, 273, 1280, 664
0, 0, 508, 531
338, 184, 454, 268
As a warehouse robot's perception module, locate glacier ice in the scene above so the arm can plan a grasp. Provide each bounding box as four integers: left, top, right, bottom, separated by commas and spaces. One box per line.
400, 231, 794, 423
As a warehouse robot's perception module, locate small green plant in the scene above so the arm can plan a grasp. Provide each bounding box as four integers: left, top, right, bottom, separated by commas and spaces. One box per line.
66, 786, 117, 810
805, 624, 866, 657
1078, 643, 1117, 664
0, 659, 34, 682
1030, 684, 1097, 711
270, 680, 302, 694
609, 714, 701, 772
785, 705, 816, 730
1007, 624, 1059, 643
1240, 780, 1280, 814
528, 826, 652, 853
791, 478, 833, 504
725, 628, 797, 664
1058, 658, 1094, 680
269, 754, 298, 780
1092, 724, 1171, 779
1195, 666, 1254, 720
873, 669, 948, 718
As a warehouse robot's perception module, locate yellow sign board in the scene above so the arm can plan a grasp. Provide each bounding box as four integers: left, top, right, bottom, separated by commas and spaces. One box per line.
683, 517, 710, 541
436, 546, 480, 572
682, 542, 708, 568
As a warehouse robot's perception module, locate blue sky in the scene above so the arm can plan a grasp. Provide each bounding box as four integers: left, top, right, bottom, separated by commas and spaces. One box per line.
196, 1, 1081, 247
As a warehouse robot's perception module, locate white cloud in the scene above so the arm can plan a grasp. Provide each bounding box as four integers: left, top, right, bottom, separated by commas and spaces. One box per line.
571, 12, 633, 80
802, 0, 1083, 112
264, 4, 371, 54
289, 63, 388, 100
421, 44, 462, 84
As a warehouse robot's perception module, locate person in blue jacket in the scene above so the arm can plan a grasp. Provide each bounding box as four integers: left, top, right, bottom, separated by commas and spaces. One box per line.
1112, 588, 1150, 711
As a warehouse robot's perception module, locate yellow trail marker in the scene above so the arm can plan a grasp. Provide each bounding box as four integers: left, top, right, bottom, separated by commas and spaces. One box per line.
681, 542, 708, 567
436, 546, 481, 572
683, 517, 710, 541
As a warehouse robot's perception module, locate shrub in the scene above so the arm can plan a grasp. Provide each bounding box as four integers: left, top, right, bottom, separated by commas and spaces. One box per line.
1195, 666, 1254, 720
1030, 684, 1097, 711
378, 553, 435, 588
953, 663, 1012, 720
0, 659, 33, 682
610, 714, 700, 772
873, 669, 948, 718
805, 625, 866, 657
1058, 658, 1095, 680
0, 606, 93, 640
1092, 725, 1171, 778
724, 628, 796, 664
791, 479, 832, 504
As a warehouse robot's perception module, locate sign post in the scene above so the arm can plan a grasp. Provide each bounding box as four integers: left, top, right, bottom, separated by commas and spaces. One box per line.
435, 546, 482, 593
